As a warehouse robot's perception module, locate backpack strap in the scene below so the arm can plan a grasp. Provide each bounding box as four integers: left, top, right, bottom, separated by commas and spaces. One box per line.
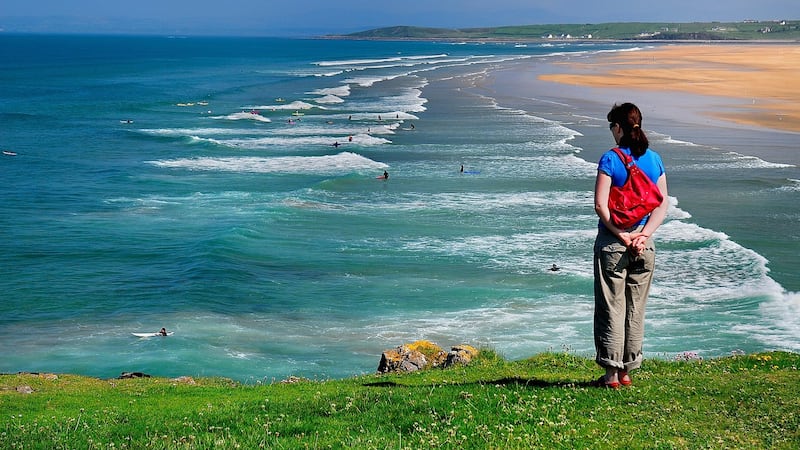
611, 147, 633, 168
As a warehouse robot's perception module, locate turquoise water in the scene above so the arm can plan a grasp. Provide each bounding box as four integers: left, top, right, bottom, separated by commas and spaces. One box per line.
1, 35, 798, 382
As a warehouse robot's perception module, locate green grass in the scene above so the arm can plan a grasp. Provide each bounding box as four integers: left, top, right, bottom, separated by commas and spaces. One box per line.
343, 20, 800, 41
2, 351, 798, 449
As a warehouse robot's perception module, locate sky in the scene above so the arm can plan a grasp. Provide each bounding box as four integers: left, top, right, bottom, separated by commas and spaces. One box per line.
2, 0, 798, 36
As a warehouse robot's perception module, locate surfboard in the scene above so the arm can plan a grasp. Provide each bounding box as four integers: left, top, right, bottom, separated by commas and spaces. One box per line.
463, 171, 480, 175
132, 332, 173, 338
376, 175, 387, 179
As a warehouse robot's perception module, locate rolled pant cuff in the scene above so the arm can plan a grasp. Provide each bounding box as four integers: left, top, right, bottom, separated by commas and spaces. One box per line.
595, 356, 624, 370
624, 355, 643, 372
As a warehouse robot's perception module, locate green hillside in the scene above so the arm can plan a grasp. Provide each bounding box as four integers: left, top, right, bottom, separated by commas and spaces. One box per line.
341, 20, 800, 41
2, 351, 799, 448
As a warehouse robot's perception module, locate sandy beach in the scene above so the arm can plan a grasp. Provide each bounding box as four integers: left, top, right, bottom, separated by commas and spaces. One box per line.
538, 44, 800, 134
479, 42, 800, 294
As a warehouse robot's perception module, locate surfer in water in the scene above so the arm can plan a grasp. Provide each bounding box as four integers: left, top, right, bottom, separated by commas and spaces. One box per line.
159, 328, 168, 336
549, 264, 560, 272
383, 170, 389, 179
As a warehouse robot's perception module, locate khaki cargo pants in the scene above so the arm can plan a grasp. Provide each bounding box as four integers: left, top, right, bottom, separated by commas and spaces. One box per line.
593, 226, 655, 371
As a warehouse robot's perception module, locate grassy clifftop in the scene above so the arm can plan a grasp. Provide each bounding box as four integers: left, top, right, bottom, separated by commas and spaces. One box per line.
340, 20, 800, 41
2, 351, 799, 448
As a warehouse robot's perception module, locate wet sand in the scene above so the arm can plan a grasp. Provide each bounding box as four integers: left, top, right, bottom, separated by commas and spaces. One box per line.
538, 44, 800, 134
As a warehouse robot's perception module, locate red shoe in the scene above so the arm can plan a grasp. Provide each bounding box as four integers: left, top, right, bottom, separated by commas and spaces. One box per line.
590, 375, 620, 389
619, 371, 632, 386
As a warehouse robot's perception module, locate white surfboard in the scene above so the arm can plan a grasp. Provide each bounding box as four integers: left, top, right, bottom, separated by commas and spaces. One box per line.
132, 332, 173, 338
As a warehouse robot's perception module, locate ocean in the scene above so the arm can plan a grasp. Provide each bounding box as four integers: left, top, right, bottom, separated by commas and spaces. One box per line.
1, 35, 798, 382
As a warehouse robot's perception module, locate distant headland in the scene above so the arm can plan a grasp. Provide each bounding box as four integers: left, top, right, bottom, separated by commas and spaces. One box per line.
327, 20, 800, 42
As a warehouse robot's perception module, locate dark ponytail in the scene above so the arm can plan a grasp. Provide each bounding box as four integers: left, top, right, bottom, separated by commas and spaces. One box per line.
607, 102, 649, 156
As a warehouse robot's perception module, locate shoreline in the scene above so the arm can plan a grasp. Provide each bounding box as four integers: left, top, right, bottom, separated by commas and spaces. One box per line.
479, 43, 800, 167
326, 36, 800, 45
537, 44, 800, 134
476, 44, 800, 295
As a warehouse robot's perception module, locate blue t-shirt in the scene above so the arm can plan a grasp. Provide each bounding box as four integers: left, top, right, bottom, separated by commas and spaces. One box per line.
597, 147, 665, 227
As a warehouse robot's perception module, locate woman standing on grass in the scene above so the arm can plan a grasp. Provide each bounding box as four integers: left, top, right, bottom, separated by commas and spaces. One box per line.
592, 102, 669, 388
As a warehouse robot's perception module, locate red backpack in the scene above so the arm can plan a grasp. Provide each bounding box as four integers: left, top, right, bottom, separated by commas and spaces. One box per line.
608, 148, 664, 229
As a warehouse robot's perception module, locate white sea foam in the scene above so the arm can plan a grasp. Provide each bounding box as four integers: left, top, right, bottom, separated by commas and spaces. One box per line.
595, 46, 650, 55
681, 152, 797, 170
310, 70, 345, 77
140, 127, 272, 137
226, 350, 253, 360
665, 196, 692, 220
648, 131, 701, 147
347, 89, 428, 114
645, 220, 776, 341
314, 94, 345, 104
247, 100, 319, 111
395, 190, 595, 212
204, 134, 391, 149
656, 220, 729, 244
309, 85, 351, 97
339, 56, 505, 87
314, 54, 451, 68
480, 99, 586, 150
720, 152, 795, 169
142, 124, 397, 140
343, 74, 400, 88
315, 57, 403, 67
369, 56, 478, 71
779, 178, 800, 192
148, 151, 387, 174
210, 112, 271, 122
756, 290, 800, 351
365, 297, 596, 359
